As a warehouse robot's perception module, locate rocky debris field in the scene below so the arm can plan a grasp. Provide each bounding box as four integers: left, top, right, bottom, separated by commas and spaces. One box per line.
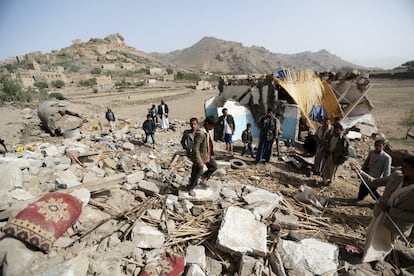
0, 95, 413, 276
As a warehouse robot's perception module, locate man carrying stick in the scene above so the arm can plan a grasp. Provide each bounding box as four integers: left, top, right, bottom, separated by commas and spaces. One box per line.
351, 155, 414, 270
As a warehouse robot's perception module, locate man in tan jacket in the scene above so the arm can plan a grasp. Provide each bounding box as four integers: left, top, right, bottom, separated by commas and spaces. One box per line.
351, 155, 414, 269
188, 116, 218, 196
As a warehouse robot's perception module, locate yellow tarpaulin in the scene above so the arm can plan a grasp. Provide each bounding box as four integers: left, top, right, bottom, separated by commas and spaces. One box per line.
276, 69, 343, 129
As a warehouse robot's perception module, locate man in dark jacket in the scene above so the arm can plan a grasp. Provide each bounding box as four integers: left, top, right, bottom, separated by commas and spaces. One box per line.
255, 108, 282, 163
181, 117, 199, 158
320, 122, 349, 185
105, 108, 116, 132
142, 114, 156, 148
241, 123, 254, 158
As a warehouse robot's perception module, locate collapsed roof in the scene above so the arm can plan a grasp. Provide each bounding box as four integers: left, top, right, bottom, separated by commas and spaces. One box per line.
212, 68, 374, 137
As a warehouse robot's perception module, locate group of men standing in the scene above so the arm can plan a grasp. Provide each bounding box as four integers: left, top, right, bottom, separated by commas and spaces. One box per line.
312, 116, 414, 270
108, 100, 413, 269
216, 107, 284, 163
104, 100, 170, 149
204, 109, 414, 269
181, 107, 284, 196
311, 117, 350, 185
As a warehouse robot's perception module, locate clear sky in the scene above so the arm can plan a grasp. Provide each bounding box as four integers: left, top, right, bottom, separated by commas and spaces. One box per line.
0, 0, 413, 69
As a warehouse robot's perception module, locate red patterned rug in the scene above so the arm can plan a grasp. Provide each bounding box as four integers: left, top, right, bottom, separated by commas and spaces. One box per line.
140, 251, 185, 276
3, 192, 82, 253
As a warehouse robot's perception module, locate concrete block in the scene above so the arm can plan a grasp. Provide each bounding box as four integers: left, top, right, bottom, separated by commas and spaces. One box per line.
185, 245, 206, 270
243, 189, 281, 219
132, 222, 165, 249
276, 238, 339, 275
217, 206, 267, 257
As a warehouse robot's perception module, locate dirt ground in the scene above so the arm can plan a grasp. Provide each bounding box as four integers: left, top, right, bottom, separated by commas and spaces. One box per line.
0, 78, 413, 273
369, 78, 414, 153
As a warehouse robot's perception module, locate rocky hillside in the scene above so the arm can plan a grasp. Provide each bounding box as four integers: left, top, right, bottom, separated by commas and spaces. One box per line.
150, 36, 364, 73
2, 34, 178, 75
3, 34, 364, 75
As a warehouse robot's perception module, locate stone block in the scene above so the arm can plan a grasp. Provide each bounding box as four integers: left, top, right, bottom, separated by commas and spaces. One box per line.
217, 206, 267, 257
276, 238, 338, 275
126, 171, 145, 184
243, 189, 281, 219
185, 245, 206, 270
132, 222, 165, 249
238, 254, 266, 276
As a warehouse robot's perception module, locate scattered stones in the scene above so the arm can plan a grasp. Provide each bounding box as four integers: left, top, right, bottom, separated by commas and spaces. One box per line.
0, 103, 404, 276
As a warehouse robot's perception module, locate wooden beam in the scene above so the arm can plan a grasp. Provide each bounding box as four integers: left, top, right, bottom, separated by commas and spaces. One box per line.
342, 84, 372, 119
62, 173, 127, 193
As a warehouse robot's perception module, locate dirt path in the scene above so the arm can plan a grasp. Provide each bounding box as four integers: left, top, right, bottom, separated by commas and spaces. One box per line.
61, 82, 218, 126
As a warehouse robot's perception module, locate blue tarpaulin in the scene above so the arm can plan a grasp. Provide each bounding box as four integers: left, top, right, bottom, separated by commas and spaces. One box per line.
309, 105, 327, 123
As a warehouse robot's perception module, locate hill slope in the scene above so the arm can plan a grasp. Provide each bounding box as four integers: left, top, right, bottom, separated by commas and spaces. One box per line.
151, 36, 363, 73
2, 34, 364, 76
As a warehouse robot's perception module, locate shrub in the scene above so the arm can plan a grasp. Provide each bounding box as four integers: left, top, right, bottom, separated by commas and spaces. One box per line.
79, 78, 97, 87
48, 92, 64, 99
68, 65, 80, 73
136, 68, 149, 74
52, 61, 71, 69
175, 71, 200, 81
400, 109, 414, 139
91, 67, 102, 75
51, 80, 65, 88
0, 78, 48, 102
0, 77, 22, 101
34, 81, 49, 89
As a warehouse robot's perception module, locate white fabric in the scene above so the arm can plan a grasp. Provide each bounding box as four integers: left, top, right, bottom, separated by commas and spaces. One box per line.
362, 181, 414, 262
223, 117, 232, 134
160, 114, 169, 129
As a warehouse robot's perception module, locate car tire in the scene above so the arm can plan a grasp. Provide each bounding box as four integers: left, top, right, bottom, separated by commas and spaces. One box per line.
230, 159, 247, 170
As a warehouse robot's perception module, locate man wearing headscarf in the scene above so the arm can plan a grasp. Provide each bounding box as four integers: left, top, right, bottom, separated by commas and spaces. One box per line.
320, 122, 349, 185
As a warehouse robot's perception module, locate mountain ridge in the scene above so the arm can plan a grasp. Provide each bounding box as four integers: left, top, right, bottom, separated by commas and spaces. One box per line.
1, 34, 365, 74
149, 36, 364, 73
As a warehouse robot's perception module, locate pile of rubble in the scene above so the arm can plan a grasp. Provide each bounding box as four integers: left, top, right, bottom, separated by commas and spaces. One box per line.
0, 104, 410, 276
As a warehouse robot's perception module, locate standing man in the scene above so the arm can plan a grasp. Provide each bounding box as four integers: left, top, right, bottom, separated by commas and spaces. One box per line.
255, 108, 282, 163
181, 117, 199, 158
356, 139, 392, 202
142, 114, 156, 149
312, 118, 332, 176
148, 104, 158, 125
274, 113, 283, 156
320, 122, 349, 185
218, 108, 235, 156
187, 116, 218, 196
158, 99, 169, 131
241, 123, 254, 158
105, 107, 116, 132
351, 156, 414, 269
0, 138, 8, 155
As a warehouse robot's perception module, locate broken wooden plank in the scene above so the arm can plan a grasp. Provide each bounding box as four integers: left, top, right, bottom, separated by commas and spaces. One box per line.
342, 84, 372, 119
62, 173, 127, 193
